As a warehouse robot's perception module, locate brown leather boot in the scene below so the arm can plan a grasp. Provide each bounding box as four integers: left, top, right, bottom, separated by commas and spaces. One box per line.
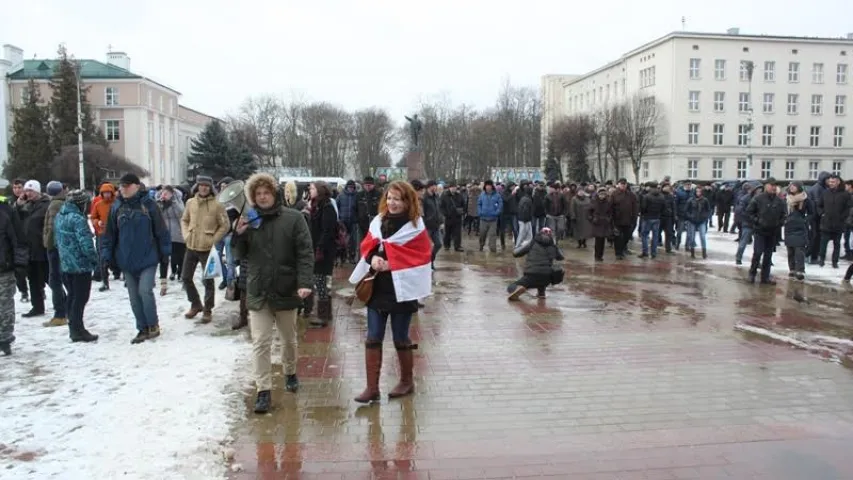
184, 305, 203, 319
354, 342, 382, 404
310, 298, 332, 327
388, 343, 417, 399
232, 290, 249, 330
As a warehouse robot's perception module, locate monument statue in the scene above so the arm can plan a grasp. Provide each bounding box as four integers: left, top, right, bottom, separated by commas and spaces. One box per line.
404, 114, 423, 149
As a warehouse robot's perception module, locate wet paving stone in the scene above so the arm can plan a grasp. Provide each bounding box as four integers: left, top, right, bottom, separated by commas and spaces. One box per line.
229, 239, 853, 479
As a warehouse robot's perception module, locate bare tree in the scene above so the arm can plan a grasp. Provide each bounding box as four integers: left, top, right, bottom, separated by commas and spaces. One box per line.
300, 102, 352, 177
549, 114, 594, 183
229, 95, 282, 168
53, 143, 148, 188
352, 108, 395, 177
604, 104, 625, 181
589, 109, 608, 182
616, 94, 664, 184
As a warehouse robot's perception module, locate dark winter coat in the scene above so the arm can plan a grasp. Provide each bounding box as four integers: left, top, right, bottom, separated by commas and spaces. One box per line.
715, 189, 734, 212
685, 196, 712, 224
746, 192, 787, 236
0, 199, 27, 273
365, 213, 418, 315
661, 193, 675, 219
784, 194, 811, 248
21, 194, 50, 261
587, 195, 614, 238
232, 197, 314, 312
309, 199, 338, 275
501, 189, 517, 217
54, 202, 99, 274
336, 188, 357, 224
546, 192, 568, 217
674, 187, 693, 219
639, 189, 666, 220
514, 233, 564, 276
356, 188, 381, 231
809, 171, 831, 214
610, 189, 638, 226
532, 188, 547, 218
735, 190, 755, 226
43, 191, 66, 251
101, 191, 172, 275
516, 193, 534, 223
818, 187, 852, 233
439, 190, 465, 225
421, 192, 442, 231
570, 195, 592, 239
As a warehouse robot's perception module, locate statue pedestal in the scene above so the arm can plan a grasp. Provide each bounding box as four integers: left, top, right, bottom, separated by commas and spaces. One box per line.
406, 150, 426, 181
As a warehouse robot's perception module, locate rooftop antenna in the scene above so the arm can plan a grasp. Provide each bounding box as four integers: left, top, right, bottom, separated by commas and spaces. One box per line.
681, 16, 686, 30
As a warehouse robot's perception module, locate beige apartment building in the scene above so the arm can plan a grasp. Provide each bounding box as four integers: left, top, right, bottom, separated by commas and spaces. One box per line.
1, 44, 217, 185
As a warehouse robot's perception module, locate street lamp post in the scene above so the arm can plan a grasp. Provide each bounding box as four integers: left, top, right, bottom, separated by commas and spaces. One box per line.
74, 60, 85, 190
743, 60, 755, 180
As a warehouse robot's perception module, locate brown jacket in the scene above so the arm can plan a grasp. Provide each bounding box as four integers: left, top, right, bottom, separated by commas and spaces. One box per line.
180, 194, 229, 252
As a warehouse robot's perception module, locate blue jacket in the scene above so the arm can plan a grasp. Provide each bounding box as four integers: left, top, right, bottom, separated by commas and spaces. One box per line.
674, 187, 694, 219
336, 190, 357, 224
101, 191, 172, 274
54, 202, 99, 274
477, 191, 503, 220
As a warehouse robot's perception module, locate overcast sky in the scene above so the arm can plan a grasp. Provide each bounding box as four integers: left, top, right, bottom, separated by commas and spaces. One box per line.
3, 0, 851, 124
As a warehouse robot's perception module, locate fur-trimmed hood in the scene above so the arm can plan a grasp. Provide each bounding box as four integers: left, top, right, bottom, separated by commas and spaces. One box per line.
245, 173, 278, 207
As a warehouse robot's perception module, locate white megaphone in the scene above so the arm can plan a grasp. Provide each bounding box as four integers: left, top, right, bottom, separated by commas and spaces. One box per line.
217, 180, 247, 215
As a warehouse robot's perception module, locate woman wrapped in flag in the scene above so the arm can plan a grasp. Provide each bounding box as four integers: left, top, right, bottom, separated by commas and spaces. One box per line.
349, 181, 432, 403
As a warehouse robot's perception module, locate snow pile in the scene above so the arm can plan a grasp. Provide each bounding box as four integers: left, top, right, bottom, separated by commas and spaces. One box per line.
735, 323, 853, 364
0, 278, 249, 479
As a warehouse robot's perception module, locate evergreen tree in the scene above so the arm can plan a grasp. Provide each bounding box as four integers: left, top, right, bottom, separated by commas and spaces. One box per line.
544, 142, 562, 183
188, 121, 232, 179
48, 44, 104, 155
227, 135, 258, 180
4, 78, 53, 183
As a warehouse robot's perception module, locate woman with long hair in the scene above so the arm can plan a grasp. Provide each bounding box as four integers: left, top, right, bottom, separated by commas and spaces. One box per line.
305, 181, 338, 326
349, 181, 432, 403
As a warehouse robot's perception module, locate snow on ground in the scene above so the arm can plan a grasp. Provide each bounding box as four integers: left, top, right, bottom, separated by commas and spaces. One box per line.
0, 275, 250, 479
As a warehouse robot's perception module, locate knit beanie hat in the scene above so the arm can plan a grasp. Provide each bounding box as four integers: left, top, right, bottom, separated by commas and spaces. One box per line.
46, 181, 64, 196
66, 189, 91, 211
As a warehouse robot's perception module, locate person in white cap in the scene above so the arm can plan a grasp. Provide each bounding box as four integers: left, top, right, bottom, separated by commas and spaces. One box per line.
19, 180, 51, 318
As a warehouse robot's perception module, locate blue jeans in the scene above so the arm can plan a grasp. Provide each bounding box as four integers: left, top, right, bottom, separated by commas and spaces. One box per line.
125, 265, 158, 331
366, 308, 412, 344
685, 222, 707, 251
736, 226, 754, 262
428, 228, 441, 264
640, 219, 661, 256
215, 235, 235, 285
47, 249, 67, 318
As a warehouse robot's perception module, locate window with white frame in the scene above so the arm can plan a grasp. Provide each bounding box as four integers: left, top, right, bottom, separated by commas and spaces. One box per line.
147, 91, 152, 107
764, 61, 775, 81
642, 161, 649, 179
838, 63, 849, 84
809, 126, 821, 147
832, 161, 843, 176
785, 160, 796, 180
104, 120, 120, 141
105, 87, 118, 106
812, 63, 824, 83
687, 158, 699, 179
738, 92, 750, 112
788, 62, 800, 82
689, 58, 701, 79
713, 123, 724, 145
688, 91, 700, 111
639, 67, 656, 88
159, 124, 165, 145
760, 159, 772, 179
787, 94, 798, 114
713, 91, 725, 112
786, 125, 797, 146
761, 125, 773, 146
712, 158, 724, 179
688, 123, 699, 145
762, 93, 774, 113
834, 126, 844, 147
811, 94, 823, 115
714, 59, 726, 80
739, 60, 751, 81
738, 124, 750, 146
836, 95, 846, 115
737, 159, 747, 179
809, 160, 819, 180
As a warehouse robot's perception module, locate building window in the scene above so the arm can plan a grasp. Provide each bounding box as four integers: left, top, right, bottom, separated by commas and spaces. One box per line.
688, 91, 700, 111
761, 125, 773, 146
838, 63, 849, 84
764, 61, 775, 81
712, 158, 724, 179
785, 160, 796, 180
812, 63, 824, 83
687, 159, 699, 179
713, 123, 724, 145
836, 95, 847, 115
788, 62, 800, 82
809, 160, 819, 180
147, 122, 154, 142
811, 94, 823, 115
104, 120, 120, 141
738, 124, 750, 146
147, 91, 152, 107
786, 125, 797, 146
739, 60, 751, 81
762, 93, 774, 113
738, 92, 750, 112
159, 124, 165, 145
642, 161, 650, 179
787, 94, 798, 114
737, 159, 747, 179
105, 87, 119, 106
689, 58, 701, 79
688, 123, 699, 145
809, 126, 821, 147
713, 91, 725, 112
760, 159, 772, 179
714, 59, 726, 80
640, 67, 656, 88
832, 161, 843, 176
834, 126, 844, 147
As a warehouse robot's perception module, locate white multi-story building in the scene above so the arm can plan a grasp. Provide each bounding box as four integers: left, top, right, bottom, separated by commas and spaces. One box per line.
546, 29, 853, 182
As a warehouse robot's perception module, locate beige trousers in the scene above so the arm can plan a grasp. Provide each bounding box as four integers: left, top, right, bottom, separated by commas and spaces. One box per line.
250, 306, 298, 391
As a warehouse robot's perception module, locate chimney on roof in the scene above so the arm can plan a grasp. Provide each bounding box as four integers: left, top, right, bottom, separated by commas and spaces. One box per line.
3, 44, 24, 67
106, 51, 130, 71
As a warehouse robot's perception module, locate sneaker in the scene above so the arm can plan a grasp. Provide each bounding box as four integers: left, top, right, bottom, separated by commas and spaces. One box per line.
42, 317, 68, 327
507, 285, 527, 301
285, 374, 299, 393
131, 330, 149, 344
148, 325, 161, 339
21, 309, 45, 318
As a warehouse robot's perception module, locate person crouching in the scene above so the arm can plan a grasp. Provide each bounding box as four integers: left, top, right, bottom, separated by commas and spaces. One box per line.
507, 227, 564, 301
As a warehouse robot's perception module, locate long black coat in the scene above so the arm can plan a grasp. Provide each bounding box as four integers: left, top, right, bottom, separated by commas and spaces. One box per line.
587, 195, 614, 238
784, 199, 811, 248
309, 200, 338, 275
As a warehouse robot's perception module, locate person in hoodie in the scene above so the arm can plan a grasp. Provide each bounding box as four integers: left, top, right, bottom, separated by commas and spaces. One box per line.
157, 186, 185, 295
784, 182, 811, 280
54, 190, 99, 343
90, 182, 120, 290
477, 180, 503, 253
638, 182, 666, 258
807, 171, 831, 264
507, 227, 564, 300
19, 180, 51, 318
41, 181, 68, 327
336, 180, 358, 263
